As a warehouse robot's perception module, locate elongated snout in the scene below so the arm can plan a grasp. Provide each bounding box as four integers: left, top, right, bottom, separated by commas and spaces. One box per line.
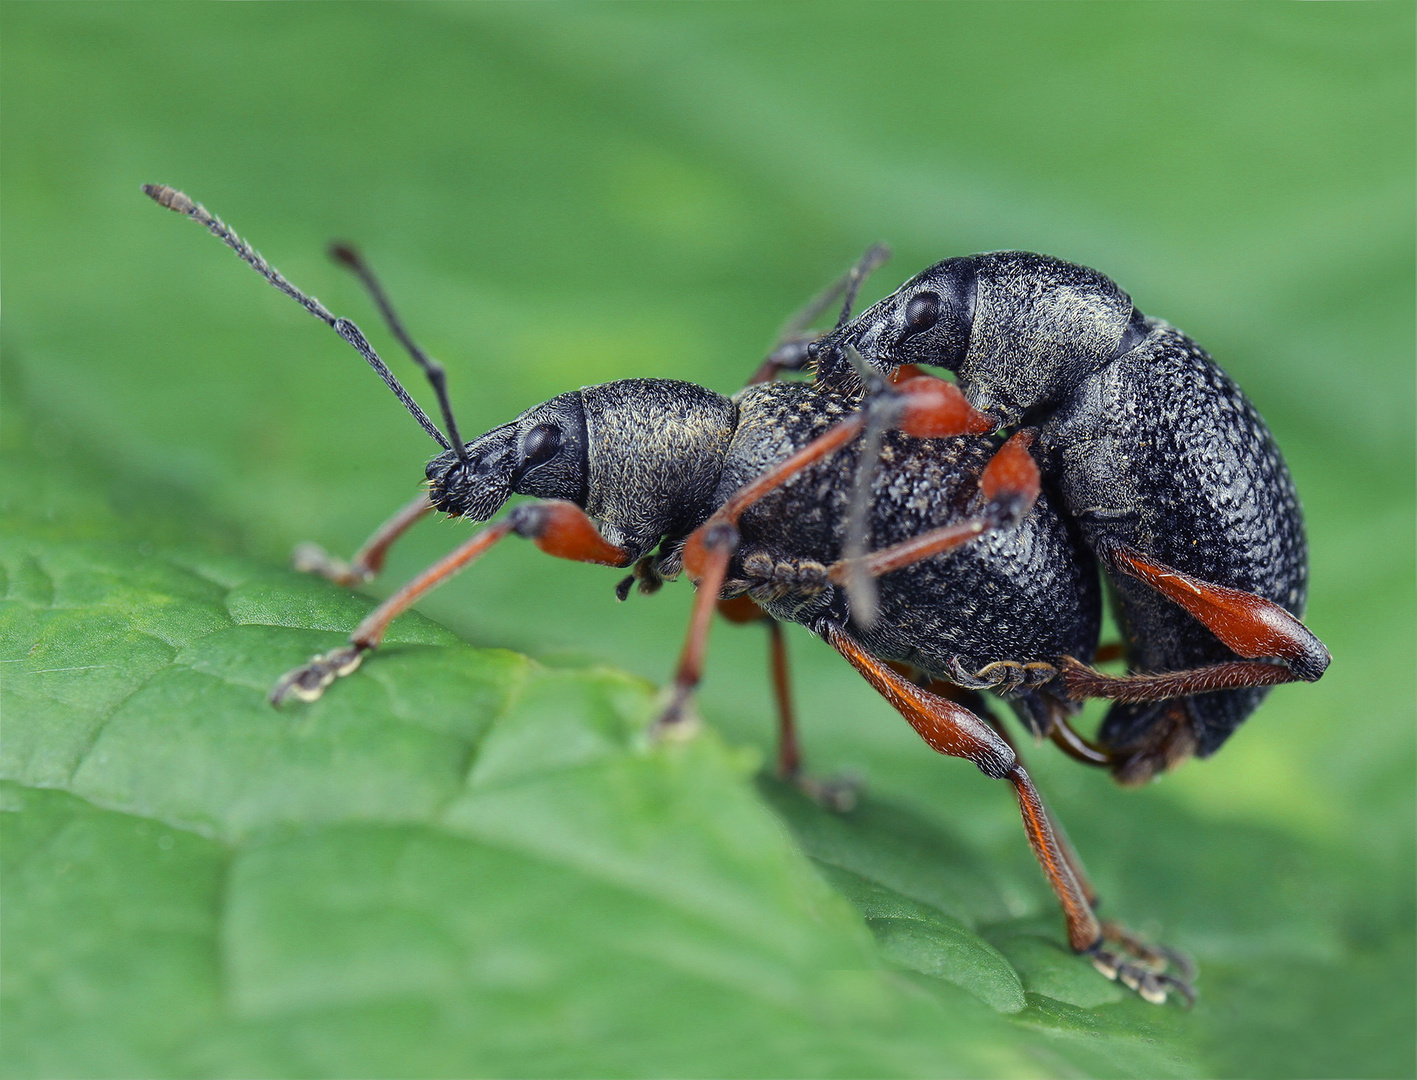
426, 423, 516, 520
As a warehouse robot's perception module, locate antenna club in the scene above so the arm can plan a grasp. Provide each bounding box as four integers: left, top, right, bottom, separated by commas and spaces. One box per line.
142, 184, 196, 215
329, 242, 361, 268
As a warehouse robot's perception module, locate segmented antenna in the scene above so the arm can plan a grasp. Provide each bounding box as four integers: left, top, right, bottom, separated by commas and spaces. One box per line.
329, 243, 468, 460
834, 242, 892, 329
840, 345, 893, 627
771, 242, 892, 347
142, 184, 453, 453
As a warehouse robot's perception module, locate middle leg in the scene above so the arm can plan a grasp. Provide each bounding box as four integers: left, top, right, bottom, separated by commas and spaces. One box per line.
825, 626, 1194, 1005
659, 374, 1003, 731
716, 596, 803, 780
718, 594, 860, 810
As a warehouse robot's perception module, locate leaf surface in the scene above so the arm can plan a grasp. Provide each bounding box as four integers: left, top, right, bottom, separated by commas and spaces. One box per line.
1, 426, 1201, 1077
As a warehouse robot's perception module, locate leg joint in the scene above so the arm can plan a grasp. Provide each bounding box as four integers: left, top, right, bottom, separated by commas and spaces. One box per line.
977, 745, 1016, 780
702, 520, 740, 552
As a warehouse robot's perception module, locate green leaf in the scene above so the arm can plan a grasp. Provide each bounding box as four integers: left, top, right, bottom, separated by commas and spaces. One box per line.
814, 862, 1027, 1015
2, 415, 1203, 1076
0, 441, 1147, 1078
985, 921, 1124, 1011
4, 5, 1413, 1075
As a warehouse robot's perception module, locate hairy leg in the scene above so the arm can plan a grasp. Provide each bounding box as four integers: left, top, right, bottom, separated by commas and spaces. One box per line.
293, 491, 434, 586
272, 501, 630, 705
825, 626, 1194, 1005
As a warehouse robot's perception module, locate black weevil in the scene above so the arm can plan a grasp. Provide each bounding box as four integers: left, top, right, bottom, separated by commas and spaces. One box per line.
811, 252, 1331, 784
143, 186, 1326, 1005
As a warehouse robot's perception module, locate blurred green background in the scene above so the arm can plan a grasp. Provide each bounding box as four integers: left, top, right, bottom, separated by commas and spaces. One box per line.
3, 3, 1413, 1077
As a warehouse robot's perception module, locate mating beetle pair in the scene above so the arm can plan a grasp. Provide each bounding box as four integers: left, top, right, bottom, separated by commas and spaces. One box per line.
145, 185, 1329, 1006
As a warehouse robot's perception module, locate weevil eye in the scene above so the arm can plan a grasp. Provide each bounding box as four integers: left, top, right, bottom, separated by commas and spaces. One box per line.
902, 291, 941, 338
521, 423, 562, 468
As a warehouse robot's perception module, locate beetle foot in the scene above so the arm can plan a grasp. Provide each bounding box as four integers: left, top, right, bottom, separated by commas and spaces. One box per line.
1085, 929, 1196, 1006
649, 686, 702, 743
791, 770, 862, 813
947, 656, 1058, 695
270, 644, 366, 706
292, 542, 370, 587
1100, 919, 1198, 980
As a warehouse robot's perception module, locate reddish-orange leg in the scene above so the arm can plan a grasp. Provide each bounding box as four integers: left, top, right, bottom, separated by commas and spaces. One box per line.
1058, 655, 1299, 703
827, 430, 1040, 588
772, 439, 1191, 1000
657, 414, 868, 730
717, 596, 803, 780
718, 595, 859, 810
1106, 541, 1330, 682
827, 628, 1193, 1005
820, 434, 1119, 781
839, 362, 1001, 625
1037, 542, 1330, 719
765, 619, 801, 779
659, 375, 996, 733
1013, 541, 1330, 770
926, 680, 1102, 911
1049, 712, 1113, 767
293, 491, 435, 586
935, 680, 1193, 978
1094, 642, 1126, 663
271, 501, 630, 705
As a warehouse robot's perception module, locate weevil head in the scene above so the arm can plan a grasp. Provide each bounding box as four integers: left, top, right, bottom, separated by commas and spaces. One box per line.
813, 256, 978, 392
815, 253, 1137, 426
426, 379, 739, 563
426, 391, 588, 520
819, 256, 980, 378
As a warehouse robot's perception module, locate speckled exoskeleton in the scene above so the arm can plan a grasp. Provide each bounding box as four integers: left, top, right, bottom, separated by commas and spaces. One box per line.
812, 252, 1331, 784
145, 185, 1324, 1006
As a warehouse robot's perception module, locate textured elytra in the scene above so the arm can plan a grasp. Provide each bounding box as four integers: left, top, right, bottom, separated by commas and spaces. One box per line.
815, 250, 1313, 769
720, 380, 1100, 677
1042, 322, 1308, 756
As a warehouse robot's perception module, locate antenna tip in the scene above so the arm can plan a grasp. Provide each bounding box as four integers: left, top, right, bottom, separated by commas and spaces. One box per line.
142, 184, 195, 214
328, 242, 361, 268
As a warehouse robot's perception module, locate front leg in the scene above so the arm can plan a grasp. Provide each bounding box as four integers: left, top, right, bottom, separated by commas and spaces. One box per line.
749, 244, 891, 384
272, 501, 630, 704
654, 521, 739, 735
293, 491, 433, 586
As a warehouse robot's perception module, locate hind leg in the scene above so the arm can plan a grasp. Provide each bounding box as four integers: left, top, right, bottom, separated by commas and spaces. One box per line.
1105, 542, 1329, 681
